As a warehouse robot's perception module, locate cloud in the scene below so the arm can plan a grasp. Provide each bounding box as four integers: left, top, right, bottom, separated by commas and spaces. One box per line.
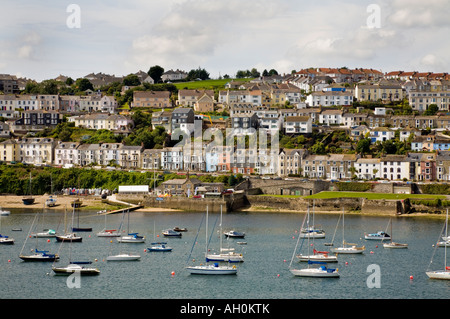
17, 31, 42, 59
387, 0, 450, 28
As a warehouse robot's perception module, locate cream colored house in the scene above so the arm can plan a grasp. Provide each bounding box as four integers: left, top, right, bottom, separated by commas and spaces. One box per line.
355, 84, 403, 103
18, 137, 56, 165
0, 139, 20, 162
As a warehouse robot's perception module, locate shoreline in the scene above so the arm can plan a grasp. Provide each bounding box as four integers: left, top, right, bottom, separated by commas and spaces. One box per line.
0, 195, 445, 218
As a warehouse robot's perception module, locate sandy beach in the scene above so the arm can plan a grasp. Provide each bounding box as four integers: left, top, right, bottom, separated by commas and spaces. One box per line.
0, 195, 181, 213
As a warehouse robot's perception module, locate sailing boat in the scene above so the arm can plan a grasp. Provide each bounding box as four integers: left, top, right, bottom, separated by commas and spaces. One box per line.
31, 204, 57, 238
382, 218, 408, 249
116, 209, 145, 243
289, 211, 339, 278
22, 172, 35, 205
55, 205, 82, 242
19, 213, 59, 261
148, 221, 172, 252
97, 213, 120, 237
206, 205, 244, 263
106, 210, 141, 261
71, 203, 92, 232
186, 206, 238, 275
426, 209, 450, 280
330, 207, 365, 254
45, 174, 57, 207
52, 207, 99, 275
296, 204, 337, 263
299, 200, 325, 239
0, 212, 14, 245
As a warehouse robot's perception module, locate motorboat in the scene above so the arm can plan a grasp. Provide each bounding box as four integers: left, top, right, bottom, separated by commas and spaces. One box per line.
300, 227, 326, 239
148, 242, 172, 252
162, 229, 182, 237
0, 208, 11, 216
0, 234, 14, 245
364, 231, 390, 240
45, 196, 57, 207
224, 230, 245, 238
173, 227, 187, 232
117, 233, 146, 243
32, 229, 57, 238
383, 242, 408, 249
331, 244, 365, 254
206, 249, 244, 263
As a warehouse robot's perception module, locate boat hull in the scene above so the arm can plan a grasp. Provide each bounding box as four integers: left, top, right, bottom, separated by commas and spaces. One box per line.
383, 242, 408, 249
426, 271, 450, 280
22, 198, 35, 205
224, 231, 245, 238
106, 254, 141, 261
0, 238, 14, 245
71, 227, 92, 232
117, 236, 145, 243
186, 264, 237, 275
290, 268, 340, 278
331, 246, 365, 254
19, 254, 59, 262
206, 253, 244, 263
52, 265, 100, 276
56, 235, 82, 242
297, 254, 338, 263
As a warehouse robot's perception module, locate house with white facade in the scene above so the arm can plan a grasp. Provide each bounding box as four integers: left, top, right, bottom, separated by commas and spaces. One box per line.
54, 141, 80, 167
379, 155, 409, 180
319, 110, 343, 125
284, 116, 312, 134
306, 90, 353, 107
354, 158, 381, 180
18, 137, 56, 165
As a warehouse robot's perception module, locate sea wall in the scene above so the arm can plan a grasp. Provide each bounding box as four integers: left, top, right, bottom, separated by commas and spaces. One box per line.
244, 195, 401, 215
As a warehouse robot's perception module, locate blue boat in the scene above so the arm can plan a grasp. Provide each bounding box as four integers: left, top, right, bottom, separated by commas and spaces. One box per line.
148, 242, 172, 252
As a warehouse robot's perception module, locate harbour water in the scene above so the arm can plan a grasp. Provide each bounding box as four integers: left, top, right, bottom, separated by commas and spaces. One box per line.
0, 208, 449, 300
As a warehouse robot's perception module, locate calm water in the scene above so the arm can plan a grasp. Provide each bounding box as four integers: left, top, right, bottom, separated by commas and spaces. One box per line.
0, 208, 449, 300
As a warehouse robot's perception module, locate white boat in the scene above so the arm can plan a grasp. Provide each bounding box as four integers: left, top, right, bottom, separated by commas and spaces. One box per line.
162, 229, 182, 237
437, 240, 450, 247
20, 214, 59, 261
0, 207, 11, 216
364, 231, 390, 240
297, 249, 338, 263
148, 242, 172, 252
426, 209, 450, 280
45, 195, 57, 207
148, 222, 172, 252
186, 206, 238, 275
32, 229, 57, 238
299, 200, 325, 239
289, 205, 339, 278
116, 210, 145, 243
52, 263, 100, 276
97, 214, 120, 237
52, 206, 100, 276
106, 253, 141, 261
329, 207, 365, 254
0, 213, 14, 244
300, 227, 326, 239
206, 205, 244, 263
382, 218, 408, 249
186, 263, 237, 275
290, 264, 340, 278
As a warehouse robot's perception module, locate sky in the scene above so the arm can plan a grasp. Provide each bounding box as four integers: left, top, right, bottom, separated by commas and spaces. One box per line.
0, 0, 449, 82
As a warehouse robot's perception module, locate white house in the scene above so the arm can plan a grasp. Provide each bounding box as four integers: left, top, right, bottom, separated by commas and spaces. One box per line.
161, 147, 184, 170
319, 110, 343, 125
369, 127, 396, 143
354, 158, 381, 180
284, 116, 312, 134
54, 141, 80, 166
306, 90, 353, 107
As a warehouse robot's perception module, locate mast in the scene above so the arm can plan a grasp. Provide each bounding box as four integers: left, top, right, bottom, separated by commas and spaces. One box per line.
205, 206, 208, 259
445, 209, 448, 270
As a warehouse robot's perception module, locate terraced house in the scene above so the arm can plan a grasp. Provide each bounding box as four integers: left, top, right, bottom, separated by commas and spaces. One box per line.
132, 90, 172, 108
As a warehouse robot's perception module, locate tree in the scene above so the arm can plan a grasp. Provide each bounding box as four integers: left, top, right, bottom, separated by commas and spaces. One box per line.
75, 78, 94, 92
424, 104, 439, 116
356, 138, 371, 156
186, 67, 210, 81
148, 65, 164, 83
268, 69, 278, 76
250, 68, 260, 78
122, 74, 141, 86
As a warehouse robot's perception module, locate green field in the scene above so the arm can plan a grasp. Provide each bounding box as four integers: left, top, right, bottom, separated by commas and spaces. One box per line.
173, 78, 254, 90
259, 192, 446, 200
305, 191, 446, 200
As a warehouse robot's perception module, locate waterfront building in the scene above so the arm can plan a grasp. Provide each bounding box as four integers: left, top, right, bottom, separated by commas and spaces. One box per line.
17, 137, 56, 165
